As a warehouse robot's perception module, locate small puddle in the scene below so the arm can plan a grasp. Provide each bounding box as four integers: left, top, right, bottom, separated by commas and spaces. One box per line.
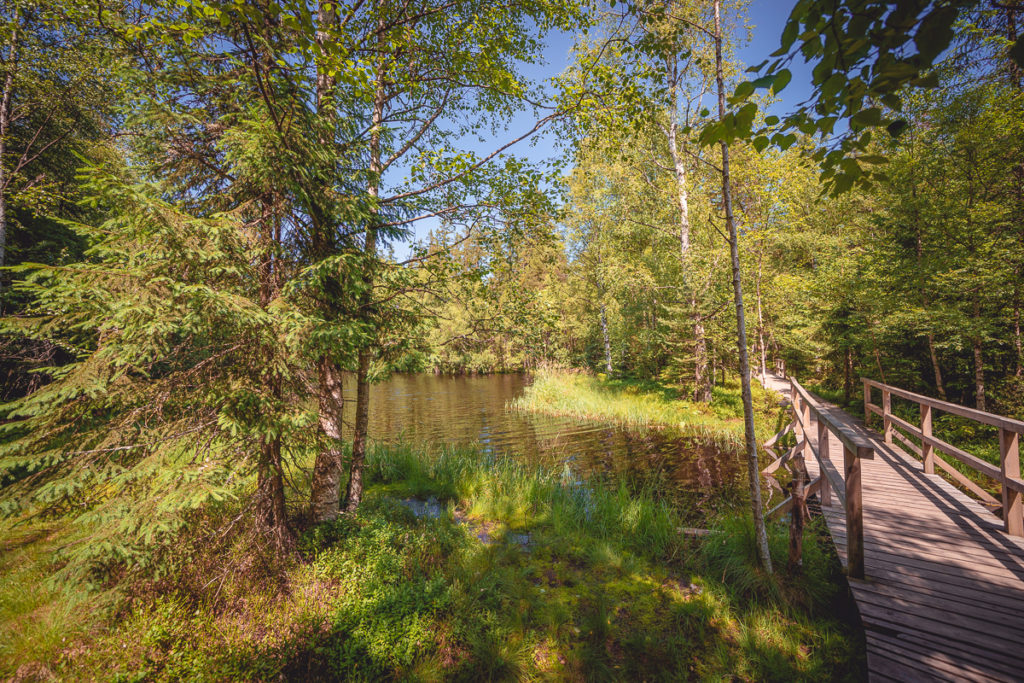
393, 496, 533, 551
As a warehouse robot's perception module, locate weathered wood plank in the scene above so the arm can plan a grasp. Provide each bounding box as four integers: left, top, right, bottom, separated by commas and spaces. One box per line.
864, 634, 1011, 683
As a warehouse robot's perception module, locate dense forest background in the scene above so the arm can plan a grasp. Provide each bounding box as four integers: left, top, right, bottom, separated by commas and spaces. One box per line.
414, 17, 1024, 420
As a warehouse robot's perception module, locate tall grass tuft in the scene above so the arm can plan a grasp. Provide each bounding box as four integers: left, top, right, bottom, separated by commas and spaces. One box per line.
513, 368, 782, 451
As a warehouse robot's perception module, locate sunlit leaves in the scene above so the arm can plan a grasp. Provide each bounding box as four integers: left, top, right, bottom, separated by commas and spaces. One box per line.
703, 0, 983, 195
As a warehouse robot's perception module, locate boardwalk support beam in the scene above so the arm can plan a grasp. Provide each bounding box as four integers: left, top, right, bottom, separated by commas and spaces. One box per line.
920, 403, 934, 475
1001, 428, 1023, 536
817, 417, 832, 507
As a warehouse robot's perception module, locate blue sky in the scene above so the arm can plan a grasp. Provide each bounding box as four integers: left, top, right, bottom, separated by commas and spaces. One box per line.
388, 0, 814, 258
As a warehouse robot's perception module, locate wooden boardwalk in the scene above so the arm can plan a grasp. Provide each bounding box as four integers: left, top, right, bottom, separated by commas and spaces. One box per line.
764, 374, 1024, 682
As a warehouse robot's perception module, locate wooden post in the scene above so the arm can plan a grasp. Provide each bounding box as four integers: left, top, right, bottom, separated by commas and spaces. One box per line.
844, 444, 867, 579
788, 457, 808, 572
1000, 428, 1023, 537
802, 398, 812, 462
863, 381, 871, 427
818, 418, 832, 507
882, 389, 893, 445
791, 380, 801, 443
920, 403, 935, 475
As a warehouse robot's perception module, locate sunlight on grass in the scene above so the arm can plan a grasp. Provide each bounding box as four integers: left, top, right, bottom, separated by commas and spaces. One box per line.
513, 369, 783, 450
1, 444, 863, 680
0, 523, 102, 679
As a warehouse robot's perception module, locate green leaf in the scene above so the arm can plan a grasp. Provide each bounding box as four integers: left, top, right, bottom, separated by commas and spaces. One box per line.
885, 119, 909, 137
735, 102, 758, 132
778, 18, 799, 54
880, 93, 902, 112
771, 69, 792, 95
733, 81, 755, 101
850, 107, 881, 128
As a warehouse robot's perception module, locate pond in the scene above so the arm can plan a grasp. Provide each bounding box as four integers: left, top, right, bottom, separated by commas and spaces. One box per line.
346, 373, 746, 516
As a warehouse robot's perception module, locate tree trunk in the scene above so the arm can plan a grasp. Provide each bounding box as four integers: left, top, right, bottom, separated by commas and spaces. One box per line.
973, 340, 986, 411
693, 315, 711, 401
665, 67, 710, 402
973, 295, 986, 411
600, 300, 613, 374
309, 0, 347, 523
254, 198, 292, 545
714, 0, 772, 574
928, 333, 947, 399
344, 54, 386, 513
755, 250, 767, 387
915, 213, 946, 399
871, 333, 887, 383
1015, 279, 1023, 378
843, 346, 853, 403
257, 435, 291, 547
0, 8, 19, 303
311, 356, 345, 521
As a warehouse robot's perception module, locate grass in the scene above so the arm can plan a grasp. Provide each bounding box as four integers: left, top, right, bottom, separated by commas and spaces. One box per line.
1, 443, 864, 681
513, 369, 784, 451
0, 524, 101, 679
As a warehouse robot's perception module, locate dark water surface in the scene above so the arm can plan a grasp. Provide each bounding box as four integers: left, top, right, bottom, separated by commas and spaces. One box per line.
347, 373, 744, 513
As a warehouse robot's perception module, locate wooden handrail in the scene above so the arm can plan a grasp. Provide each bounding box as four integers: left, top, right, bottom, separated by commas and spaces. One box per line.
763, 377, 874, 578
862, 378, 1024, 434
862, 377, 1024, 537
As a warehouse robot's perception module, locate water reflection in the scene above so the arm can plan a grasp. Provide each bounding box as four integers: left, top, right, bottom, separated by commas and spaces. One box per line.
345, 373, 745, 517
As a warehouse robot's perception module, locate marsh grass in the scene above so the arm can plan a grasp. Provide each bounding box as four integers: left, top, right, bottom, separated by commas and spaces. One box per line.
1, 443, 863, 681
513, 369, 782, 451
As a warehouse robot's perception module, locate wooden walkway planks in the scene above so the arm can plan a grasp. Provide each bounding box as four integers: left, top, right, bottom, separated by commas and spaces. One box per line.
764, 375, 1024, 682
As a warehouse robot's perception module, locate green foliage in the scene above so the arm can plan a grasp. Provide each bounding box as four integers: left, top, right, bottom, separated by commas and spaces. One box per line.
0, 169, 322, 578
728, 1, 1024, 194
4, 442, 863, 680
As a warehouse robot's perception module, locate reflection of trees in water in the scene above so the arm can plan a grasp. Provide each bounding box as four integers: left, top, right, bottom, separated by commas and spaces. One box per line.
348, 373, 742, 520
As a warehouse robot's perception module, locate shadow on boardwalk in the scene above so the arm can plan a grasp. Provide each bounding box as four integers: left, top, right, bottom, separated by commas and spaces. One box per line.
764, 373, 1024, 683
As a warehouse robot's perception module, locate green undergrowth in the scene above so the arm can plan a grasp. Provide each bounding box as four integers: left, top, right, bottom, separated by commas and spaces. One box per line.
513, 369, 783, 451
2, 444, 863, 681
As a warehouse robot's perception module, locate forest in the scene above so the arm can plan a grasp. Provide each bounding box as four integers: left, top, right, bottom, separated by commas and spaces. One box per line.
1, 0, 1023, 680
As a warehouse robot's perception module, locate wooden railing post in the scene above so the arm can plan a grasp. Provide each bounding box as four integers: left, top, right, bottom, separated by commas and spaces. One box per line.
1000, 428, 1023, 537
882, 389, 893, 445
844, 444, 869, 579
920, 403, 935, 475
791, 379, 801, 440
802, 396, 812, 461
863, 381, 871, 427
818, 416, 832, 507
